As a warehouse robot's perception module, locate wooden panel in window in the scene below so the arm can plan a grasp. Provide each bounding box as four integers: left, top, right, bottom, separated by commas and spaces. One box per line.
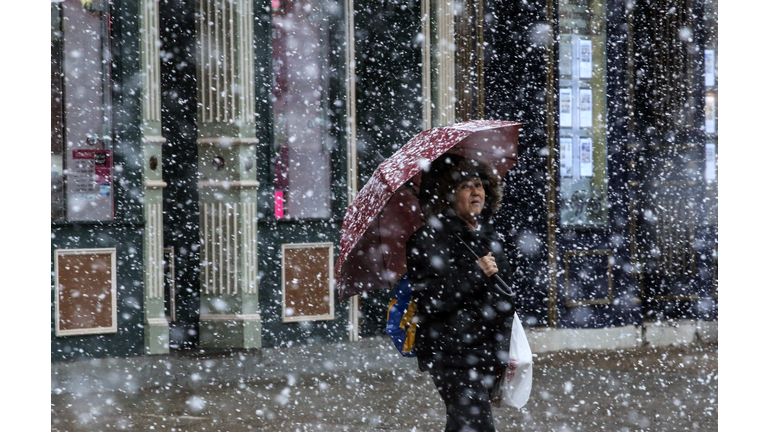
282, 243, 334, 322
55, 248, 117, 336
564, 249, 613, 307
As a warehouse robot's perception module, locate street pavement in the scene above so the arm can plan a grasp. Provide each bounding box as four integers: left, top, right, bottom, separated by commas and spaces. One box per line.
51, 342, 717, 431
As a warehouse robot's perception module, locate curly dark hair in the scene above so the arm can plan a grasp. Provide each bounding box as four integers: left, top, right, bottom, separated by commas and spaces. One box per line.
419, 155, 503, 219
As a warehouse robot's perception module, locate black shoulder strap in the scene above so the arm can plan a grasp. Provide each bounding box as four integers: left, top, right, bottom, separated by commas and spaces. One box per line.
446, 224, 514, 298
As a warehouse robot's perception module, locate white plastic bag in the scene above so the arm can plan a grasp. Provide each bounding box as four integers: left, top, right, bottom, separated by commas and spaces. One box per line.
501, 312, 533, 408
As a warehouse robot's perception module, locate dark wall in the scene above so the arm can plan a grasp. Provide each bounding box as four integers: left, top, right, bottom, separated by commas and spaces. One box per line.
355, 0, 422, 189
159, 0, 201, 349
112, 0, 145, 223
631, 0, 717, 321
484, 0, 551, 328
354, 0, 422, 336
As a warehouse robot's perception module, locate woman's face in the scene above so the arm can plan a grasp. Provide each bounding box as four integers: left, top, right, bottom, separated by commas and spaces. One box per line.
452, 176, 485, 224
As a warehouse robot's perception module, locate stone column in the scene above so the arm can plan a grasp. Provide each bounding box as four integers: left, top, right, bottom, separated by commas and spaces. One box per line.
196, 0, 261, 349
429, 0, 456, 127
140, 0, 170, 355
345, 0, 360, 342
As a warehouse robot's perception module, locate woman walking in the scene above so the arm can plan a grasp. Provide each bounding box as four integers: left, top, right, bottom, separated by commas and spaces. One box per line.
406, 155, 517, 432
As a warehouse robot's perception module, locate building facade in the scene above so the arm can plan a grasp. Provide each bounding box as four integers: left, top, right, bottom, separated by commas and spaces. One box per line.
51, 0, 717, 361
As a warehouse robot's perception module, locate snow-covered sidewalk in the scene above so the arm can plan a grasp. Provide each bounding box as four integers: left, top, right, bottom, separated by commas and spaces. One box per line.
52, 340, 717, 431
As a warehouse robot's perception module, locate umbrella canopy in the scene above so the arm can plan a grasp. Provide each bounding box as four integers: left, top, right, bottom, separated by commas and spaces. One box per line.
335, 120, 522, 300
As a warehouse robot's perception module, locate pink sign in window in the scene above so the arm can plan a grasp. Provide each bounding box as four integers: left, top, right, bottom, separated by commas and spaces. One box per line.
275, 190, 284, 219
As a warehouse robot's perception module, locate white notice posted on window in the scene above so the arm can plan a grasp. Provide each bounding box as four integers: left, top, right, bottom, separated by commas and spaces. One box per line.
579, 137, 593, 177
560, 88, 573, 128
560, 137, 573, 177
705, 93, 716, 134
579, 88, 593, 129
704, 49, 716, 87
705, 143, 717, 182
579, 39, 592, 79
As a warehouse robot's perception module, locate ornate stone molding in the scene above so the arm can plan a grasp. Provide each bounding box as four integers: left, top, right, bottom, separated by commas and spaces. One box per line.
146, 317, 170, 326
194, 0, 260, 350
140, 0, 162, 125
200, 202, 258, 295
141, 135, 167, 145
200, 314, 261, 321
145, 203, 164, 299
197, 0, 255, 128
139, 0, 168, 354
196, 137, 260, 147
197, 180, 260, 189
145, 180, 168, 189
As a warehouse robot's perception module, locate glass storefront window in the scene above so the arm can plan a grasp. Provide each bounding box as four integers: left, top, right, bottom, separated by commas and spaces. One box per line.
703, 0, 717, 225
271, 0, 333, 220
558, 0, 608, 227
51, 0, 114, 222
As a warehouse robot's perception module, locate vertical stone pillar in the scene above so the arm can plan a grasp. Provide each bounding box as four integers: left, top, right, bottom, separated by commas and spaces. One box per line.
345, 0, 360, 342
429, 0, 456, 127
196, 0, 261, 349
140, 0, 170, 354
421, 0, 432, 130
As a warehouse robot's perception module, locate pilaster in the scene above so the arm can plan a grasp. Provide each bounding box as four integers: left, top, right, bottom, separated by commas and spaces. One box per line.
196, 0, 261, 349
421, 0, 432, 130
430, 0, 456, 127
140, 0, 169, 354
345, 0, 360, 342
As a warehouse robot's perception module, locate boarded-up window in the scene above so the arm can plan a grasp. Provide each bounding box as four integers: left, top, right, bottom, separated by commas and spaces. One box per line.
282, 243, 334, 322
55, 248, 117, 336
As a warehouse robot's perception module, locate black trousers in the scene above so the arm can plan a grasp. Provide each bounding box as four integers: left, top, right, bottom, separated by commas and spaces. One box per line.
426, 364, 504, 432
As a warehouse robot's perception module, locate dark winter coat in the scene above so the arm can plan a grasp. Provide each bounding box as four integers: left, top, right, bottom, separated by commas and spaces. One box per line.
406, 214, 517, 372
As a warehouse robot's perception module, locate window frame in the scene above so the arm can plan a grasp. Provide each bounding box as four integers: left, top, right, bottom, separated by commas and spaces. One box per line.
51, 0, 115, 223
557, 0, 610, 229
270, 0, 335, 222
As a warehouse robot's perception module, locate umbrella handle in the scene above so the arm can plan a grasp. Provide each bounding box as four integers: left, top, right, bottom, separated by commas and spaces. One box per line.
451, 231, 515, 298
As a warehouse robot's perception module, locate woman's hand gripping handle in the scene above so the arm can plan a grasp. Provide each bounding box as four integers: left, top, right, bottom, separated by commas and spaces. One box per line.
477, 252, 499, 278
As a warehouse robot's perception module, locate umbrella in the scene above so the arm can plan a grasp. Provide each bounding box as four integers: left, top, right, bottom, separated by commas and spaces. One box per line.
335, 119, 522, 301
